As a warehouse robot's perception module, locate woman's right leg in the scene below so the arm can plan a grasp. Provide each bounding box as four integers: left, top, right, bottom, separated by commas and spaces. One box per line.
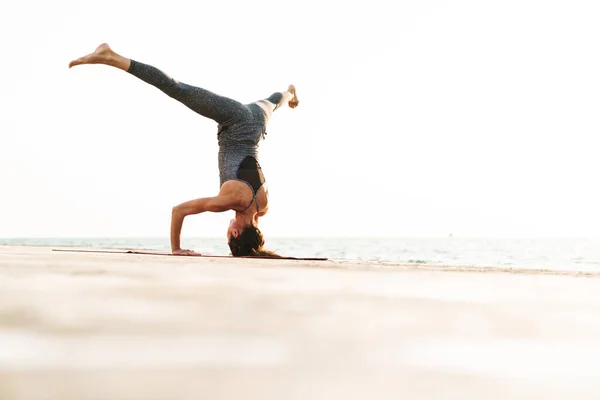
68, 43, 250, 124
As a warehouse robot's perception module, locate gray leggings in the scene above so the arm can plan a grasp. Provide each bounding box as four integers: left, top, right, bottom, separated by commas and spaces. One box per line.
127, 59, 255, 125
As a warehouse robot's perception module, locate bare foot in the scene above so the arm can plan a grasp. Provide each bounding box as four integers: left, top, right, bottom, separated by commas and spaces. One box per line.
68, 43, 130, 70
287, 84, 299, 108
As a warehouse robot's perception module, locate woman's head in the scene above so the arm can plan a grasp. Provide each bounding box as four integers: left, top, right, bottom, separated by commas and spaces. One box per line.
227, 220, 279, 257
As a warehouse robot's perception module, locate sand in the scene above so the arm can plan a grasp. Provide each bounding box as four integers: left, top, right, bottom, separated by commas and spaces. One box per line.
1, 245, 600, 400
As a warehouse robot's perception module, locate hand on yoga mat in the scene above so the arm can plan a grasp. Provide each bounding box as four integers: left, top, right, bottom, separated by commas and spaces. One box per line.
172, 249, 202, 256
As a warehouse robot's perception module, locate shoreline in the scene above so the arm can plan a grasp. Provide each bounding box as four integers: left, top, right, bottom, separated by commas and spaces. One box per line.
2, 244, 600, 278
2, 237, 600, 275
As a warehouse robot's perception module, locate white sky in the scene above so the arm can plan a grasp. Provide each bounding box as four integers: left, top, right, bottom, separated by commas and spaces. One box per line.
1, 0, 599, 239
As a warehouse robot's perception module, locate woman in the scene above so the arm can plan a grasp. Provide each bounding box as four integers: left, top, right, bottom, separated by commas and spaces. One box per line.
68, 43, 299, 257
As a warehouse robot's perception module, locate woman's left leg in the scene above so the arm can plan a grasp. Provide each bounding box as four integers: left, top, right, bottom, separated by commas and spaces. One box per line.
69, 43, 250, 124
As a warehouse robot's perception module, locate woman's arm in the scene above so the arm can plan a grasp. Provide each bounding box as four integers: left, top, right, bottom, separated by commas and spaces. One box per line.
170, 195, 236, 253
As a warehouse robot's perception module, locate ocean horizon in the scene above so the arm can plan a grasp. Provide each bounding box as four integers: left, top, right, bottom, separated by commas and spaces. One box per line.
2, 236, 600, 272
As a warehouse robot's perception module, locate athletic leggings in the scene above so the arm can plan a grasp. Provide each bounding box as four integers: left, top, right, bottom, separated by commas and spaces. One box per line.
126, 59, 283, 189
127, 59, 281, 125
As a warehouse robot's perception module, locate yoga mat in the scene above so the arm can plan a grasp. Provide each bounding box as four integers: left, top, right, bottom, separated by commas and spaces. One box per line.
52, 248, 328, 261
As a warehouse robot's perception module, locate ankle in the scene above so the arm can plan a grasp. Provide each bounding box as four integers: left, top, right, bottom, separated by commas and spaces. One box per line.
111, 54, 131, 71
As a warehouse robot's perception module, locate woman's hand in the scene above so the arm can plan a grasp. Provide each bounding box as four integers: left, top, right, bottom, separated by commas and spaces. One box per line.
172, 248, 202, 256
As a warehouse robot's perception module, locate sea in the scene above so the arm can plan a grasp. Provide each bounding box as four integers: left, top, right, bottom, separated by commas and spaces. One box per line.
1, 237, 600, 272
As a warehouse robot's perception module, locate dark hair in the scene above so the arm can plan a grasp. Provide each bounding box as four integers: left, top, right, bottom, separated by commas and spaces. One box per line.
228, 226, 280, 257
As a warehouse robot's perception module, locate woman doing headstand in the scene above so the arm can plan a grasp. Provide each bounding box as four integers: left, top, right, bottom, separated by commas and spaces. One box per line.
69, 43, 299, 257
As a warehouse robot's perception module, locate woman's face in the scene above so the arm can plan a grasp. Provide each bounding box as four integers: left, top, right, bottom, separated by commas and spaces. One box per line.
227, 219, 240, 243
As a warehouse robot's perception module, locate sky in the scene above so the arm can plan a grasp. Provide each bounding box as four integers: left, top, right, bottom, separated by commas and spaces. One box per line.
1, 0, 599, 239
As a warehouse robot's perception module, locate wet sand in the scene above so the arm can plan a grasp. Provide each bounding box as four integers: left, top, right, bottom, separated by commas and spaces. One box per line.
1, 245, 600, 400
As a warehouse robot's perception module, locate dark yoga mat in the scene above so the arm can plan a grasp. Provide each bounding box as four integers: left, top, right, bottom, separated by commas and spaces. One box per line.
52, 248, 328, 261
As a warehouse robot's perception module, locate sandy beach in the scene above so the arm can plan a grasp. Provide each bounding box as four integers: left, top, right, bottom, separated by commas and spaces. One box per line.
1, 245, 600, 400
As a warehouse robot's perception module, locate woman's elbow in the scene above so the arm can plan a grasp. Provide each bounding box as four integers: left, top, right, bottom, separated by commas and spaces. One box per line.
172, 205, 184, 218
